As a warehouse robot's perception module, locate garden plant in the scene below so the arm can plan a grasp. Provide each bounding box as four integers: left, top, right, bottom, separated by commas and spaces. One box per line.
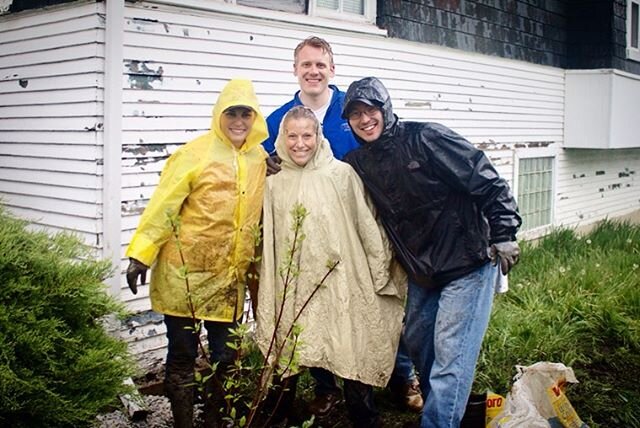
0, 205, 136, 428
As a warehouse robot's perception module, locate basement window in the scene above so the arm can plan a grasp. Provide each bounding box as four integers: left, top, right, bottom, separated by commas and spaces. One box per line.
515, 154, 555, 233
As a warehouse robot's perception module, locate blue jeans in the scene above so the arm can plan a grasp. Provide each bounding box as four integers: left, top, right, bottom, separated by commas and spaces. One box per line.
390, 333, 418, 386
404, 262, 497, 428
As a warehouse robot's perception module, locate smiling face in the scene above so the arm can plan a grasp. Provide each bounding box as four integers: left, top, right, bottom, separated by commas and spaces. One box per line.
293, 45, 335, 99
284, 116, 319, 167
220, 106, 256, 148
347, 102, 384, 143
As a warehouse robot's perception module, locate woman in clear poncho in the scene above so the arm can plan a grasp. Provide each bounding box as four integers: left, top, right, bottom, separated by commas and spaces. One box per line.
256, 106, 406, 427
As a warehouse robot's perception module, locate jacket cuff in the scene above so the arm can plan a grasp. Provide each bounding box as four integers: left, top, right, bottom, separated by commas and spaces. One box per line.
125, 234, 160, 267
489, 234, 517, 245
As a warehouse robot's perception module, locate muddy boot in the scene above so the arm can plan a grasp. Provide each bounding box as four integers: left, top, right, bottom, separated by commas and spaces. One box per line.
165, 369, 195, 428
203, 364, 231, 428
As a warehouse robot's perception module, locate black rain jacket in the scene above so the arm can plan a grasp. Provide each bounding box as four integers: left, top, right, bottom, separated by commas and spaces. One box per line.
343, 77, 521, 288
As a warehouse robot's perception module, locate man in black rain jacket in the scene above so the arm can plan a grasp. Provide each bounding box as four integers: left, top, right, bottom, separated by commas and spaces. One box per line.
342, 76, 521, 428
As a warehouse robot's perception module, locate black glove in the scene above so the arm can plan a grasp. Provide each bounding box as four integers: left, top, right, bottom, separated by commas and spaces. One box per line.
266, 154, 282, 176
489, 241, 520, 275
126, 258, 148, 295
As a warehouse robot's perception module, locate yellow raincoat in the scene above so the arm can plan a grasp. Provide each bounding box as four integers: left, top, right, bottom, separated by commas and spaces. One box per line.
255, 117, 407, 387
126, 79, 268, 322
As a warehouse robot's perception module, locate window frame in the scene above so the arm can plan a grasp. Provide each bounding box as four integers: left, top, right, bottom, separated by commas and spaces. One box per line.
146, 0, 383, 34
627, 0, 640, 62
512, 146, 558, 240
308, 0, 376, 24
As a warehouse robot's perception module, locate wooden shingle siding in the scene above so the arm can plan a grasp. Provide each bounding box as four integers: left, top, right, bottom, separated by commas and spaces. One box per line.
0, 2, 104, 239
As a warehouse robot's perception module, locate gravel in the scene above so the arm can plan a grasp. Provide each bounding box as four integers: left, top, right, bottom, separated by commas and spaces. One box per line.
94, 395, 205, 428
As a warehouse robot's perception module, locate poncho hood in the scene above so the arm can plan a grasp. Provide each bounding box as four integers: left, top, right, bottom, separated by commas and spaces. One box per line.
274, 114, 334, 171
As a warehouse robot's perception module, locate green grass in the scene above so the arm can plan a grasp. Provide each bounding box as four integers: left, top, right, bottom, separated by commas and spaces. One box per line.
474, 220, 640, 428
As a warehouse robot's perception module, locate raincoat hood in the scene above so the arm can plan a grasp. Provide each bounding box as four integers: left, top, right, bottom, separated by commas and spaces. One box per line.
274, 114, 334, 171
342, 76, 397, 142
211, 79, 268, 151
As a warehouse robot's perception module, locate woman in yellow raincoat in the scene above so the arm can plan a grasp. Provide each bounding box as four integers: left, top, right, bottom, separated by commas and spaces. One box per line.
256, 106, 406, 428
125, 79, 267, 428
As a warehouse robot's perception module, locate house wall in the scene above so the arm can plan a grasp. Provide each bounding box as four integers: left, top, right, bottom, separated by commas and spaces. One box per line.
566, 0, 640, 75
376, 0, 569, 67
611, 0, 640, 74
556, 148, 640, 228
0, 1, 104, 246
377, 0, 640, 74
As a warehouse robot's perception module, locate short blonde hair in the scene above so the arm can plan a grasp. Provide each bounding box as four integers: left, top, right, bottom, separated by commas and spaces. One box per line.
293, 36, 334, 65
283, 105, 320, 135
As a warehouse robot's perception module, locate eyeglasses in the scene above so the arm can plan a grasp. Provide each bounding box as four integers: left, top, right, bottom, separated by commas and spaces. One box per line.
347, 105, 379, 121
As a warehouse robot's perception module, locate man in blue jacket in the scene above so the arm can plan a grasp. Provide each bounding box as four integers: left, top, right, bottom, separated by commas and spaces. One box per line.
263, 37, 423, 418
342, 76, 522, 428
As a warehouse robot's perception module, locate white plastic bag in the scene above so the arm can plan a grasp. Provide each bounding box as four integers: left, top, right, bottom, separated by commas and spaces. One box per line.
489, 362, 588, 428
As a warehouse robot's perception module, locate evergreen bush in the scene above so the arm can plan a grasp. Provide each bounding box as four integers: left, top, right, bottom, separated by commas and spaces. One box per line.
0, 206, 136, 427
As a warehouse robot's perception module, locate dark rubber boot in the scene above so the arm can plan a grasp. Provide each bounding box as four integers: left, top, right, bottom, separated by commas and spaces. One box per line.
203, 364, 233, 428
165, 370, 195, 428
343, 379, 380, 428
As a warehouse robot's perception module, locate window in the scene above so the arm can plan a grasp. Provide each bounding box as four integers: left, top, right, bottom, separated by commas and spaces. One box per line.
235, 0, 375, 23
515, 155, 555, 233
627, 0, 640, 61
316, 0, 363, 15
236, 0, 306, 14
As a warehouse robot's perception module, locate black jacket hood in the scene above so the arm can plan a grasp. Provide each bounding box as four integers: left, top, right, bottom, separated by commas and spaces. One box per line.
342, 77, 398, 142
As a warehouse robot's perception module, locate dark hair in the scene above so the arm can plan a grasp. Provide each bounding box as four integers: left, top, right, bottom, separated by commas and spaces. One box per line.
294, 36, 334, 65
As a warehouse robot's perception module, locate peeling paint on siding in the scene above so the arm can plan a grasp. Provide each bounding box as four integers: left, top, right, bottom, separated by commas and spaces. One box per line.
124, 144, 170, 157
125, 60, 164, 90
0, 0, 12, 14
405, 101, 432, 108
121, 200, 146, 215
85, 123, 103, 131
125, 310, 163, 334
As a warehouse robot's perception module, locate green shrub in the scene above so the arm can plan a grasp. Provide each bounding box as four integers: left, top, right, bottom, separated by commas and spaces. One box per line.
475, 220, 640, 427
0, 206, 136, 427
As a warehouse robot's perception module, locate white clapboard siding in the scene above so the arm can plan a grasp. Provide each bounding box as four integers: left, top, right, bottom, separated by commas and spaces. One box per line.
555, 149, 640, 228
0, 2, 104, 241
